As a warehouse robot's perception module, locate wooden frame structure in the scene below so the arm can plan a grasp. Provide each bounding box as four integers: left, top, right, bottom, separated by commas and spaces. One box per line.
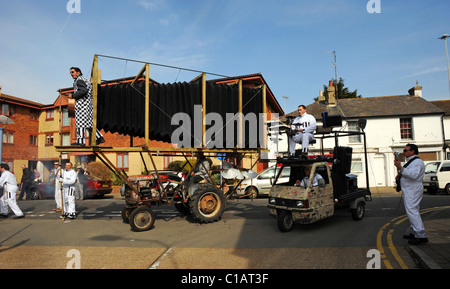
54, 54, 269, 194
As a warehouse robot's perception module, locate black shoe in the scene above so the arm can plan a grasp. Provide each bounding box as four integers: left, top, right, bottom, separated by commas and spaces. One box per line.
403, 233, 415, 239
71, 142, 85, 146
408, 237, 429, 245
96, 137, 105, 145
0, 214, 8, 218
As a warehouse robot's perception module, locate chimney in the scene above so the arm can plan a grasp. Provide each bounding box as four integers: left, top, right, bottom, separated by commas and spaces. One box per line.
327, 80, 337, 106
318, 90, 326, 102
408, 81, 422, 97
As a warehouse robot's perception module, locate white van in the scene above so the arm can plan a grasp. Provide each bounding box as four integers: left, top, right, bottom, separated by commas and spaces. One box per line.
422, 161, 450, 194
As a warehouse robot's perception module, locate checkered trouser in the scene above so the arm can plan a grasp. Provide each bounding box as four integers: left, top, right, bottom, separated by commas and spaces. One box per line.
76, 127, 103, 145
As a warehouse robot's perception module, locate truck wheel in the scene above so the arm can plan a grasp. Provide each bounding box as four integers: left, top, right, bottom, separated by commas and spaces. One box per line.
277, 210, 294, 232
445, 184, 450, 195
129, 206, 155, 232
245, 186, 259, 199
189, 185, 225, 223
30, 187, 40, 200
351, 201, 365, 221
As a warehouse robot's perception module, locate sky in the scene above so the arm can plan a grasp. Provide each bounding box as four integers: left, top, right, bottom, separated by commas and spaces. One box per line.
0, 0, 449, 114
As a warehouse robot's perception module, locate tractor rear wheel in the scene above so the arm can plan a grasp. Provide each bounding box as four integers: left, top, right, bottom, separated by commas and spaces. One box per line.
189, 185, 225, 223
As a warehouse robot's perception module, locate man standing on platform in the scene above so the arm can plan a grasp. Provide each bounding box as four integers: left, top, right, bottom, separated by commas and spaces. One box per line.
69, 67, 105, 146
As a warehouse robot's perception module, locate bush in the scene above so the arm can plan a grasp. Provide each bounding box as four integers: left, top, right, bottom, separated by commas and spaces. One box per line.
87, 162, 112, 180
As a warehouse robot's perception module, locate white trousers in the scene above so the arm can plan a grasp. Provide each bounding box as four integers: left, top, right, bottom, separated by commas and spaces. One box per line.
55, 184, 62, 209
1, 185, 24, 216
403, 190, 427, 238
63, 187, 76, 215
289, 132, 314, 155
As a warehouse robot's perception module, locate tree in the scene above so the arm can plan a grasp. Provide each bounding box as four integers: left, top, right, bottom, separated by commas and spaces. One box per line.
315, 78, 361, 101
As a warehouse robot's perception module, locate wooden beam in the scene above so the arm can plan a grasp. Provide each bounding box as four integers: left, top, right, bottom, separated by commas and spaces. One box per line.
238, 80, 243, 148
91, 55, 99, 147
145, 63, 150, 147
54, 146, 268, 154
202, 73, 206, 147
262, 84, 267, 149
131, 64, 147, 86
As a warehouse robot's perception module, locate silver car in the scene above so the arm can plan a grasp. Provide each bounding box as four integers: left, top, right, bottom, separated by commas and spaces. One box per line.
237, 166, 290, 198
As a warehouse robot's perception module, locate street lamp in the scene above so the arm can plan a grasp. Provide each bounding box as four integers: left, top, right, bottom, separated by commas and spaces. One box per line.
439, 34, 450, 98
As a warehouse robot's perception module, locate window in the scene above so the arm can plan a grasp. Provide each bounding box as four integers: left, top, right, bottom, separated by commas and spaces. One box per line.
45, 134, 54, 146
30, 110, 39, 120
62, 108, 70, 127
46, 109, 54, 120
2, 131, 14, 144
2, 104, 15, 116
348, 121, 361, 143
62, 133, 70, 146
164, 156, 173, 169
29, 135, 37, 146
351, 158, 363, 172
400, 118, 413, 140
117, 153, 129, 169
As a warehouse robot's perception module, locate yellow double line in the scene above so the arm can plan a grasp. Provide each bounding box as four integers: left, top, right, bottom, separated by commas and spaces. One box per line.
376, 206, 450, 269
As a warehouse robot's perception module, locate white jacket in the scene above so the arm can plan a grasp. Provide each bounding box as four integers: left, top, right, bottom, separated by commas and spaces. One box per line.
292, 113, 317, 134
400, 155, 425, 197
62, 169, 77, 189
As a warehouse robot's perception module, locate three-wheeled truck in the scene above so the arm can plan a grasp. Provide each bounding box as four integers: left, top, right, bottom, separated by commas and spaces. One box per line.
267, 128, 372, 232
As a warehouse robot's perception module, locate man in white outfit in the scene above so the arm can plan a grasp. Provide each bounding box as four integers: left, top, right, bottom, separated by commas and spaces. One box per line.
0, 164, 25, 219
394, 144, 428, 245
61, 162, 78, 219
288, 105, 317, 157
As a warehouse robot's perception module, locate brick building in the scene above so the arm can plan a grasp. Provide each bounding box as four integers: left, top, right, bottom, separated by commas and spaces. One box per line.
0, 87, 42, 180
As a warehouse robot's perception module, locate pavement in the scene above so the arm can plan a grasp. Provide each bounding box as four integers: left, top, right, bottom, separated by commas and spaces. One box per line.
112, 186, 450, 269
119, 186, 450, 270
2, 187, 448, 269
370, 186, 450, 269
405, 206, 450, 269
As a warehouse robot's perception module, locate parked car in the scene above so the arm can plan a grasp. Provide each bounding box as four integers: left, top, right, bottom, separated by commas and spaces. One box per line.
423, 160, 450, 194
237, 166, 291, 198
34, 175, 113, 199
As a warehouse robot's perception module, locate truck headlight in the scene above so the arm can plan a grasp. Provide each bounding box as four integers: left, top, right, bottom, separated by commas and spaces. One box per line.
296, 201, 304, 208
431, 176, 438, 181
269, 198, 276, 204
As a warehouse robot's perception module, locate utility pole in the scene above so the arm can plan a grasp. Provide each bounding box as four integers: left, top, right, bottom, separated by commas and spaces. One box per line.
282, 95, 289, 114
438, 34, 450, 98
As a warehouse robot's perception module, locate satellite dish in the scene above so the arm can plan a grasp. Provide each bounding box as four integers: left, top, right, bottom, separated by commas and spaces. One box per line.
242, 170, 258, 179
222, 168, 244, 180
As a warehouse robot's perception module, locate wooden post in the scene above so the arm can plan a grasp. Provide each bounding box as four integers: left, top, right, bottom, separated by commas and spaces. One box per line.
202, 73, 207, 147
91, 55, 99, 147
145, 63, 150, 147
262, 84, 267, 149
238, 80, 243, 148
